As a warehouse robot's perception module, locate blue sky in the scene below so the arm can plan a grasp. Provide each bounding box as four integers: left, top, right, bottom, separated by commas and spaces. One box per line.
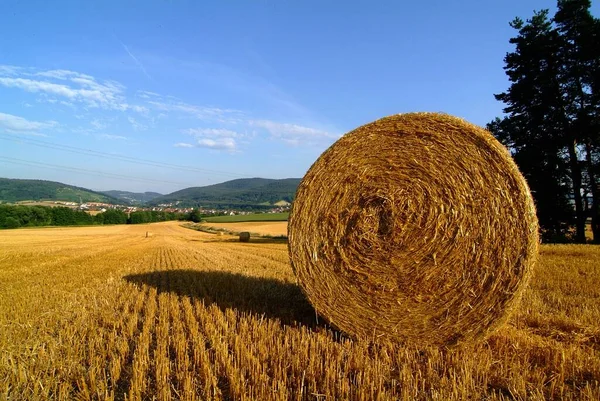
1, 0, 596, 193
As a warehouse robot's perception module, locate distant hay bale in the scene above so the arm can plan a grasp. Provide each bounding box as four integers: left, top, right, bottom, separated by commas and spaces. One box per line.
288, 112, 539, 347
239, 232, 250, 242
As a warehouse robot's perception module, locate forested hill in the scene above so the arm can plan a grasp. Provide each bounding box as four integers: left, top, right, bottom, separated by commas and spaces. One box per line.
149, 178, 301, 209
0, 178, 121, 204
101, 190, 163, 205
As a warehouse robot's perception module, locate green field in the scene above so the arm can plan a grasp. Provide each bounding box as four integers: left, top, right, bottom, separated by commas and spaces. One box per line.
204, 212, 289, 223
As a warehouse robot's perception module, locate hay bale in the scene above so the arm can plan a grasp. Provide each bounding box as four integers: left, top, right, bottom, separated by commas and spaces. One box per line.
288, 112, 538, 346
239, 232, 250, 242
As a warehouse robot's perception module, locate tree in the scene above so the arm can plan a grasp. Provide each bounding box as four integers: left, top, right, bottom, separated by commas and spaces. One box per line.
100, 209, 128, 225
189, 208, 203, 223
554, 0, 600, 240
490, 1, 600, 242
51, 207, 77, 226
4, 217, 20, 229
129, 211, 150, 224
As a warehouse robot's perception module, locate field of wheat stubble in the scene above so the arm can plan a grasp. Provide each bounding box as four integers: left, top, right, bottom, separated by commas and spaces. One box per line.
0, 221, 599, 400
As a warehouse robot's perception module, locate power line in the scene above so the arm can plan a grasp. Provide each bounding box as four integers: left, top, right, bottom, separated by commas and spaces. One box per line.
0, 156, 192, 186
0, 133, 252, 178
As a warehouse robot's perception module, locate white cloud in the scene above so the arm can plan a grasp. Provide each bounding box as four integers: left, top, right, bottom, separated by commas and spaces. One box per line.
174, 142, 194, 148
128, 116, 147, 131
0, 77, 80, 98
137, 90, 160, 99
99, 134, 128, 141
0, 67, 147, 113
182, 127, 239, 137
0, 65, 22, 76
179, 126, 239, 152
0, 112, 57, 134
90, 119, 107, 130
35, 69, 94, 80
249, 119, 339, 146
196, 137, 236, 151
147, 100, 240, 122
250, 120, 337, 138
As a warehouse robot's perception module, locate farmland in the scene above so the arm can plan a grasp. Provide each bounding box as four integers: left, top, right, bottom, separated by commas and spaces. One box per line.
197, 221, 288, 237
1, 222, 599, 400
204, 212, 289, 223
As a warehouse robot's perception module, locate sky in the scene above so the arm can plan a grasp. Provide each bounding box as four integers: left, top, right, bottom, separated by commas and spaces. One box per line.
1, 0, 597, 194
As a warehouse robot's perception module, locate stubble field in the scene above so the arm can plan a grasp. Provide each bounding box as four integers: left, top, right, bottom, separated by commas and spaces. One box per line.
1, 221, 599, 400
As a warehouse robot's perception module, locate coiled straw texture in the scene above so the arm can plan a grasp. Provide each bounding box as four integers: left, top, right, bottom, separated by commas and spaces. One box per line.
288, 113, 538, 346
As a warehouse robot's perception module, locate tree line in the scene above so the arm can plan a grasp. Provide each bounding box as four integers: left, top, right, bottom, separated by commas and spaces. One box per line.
0, 205, 188, 229
488, 0, 599, 243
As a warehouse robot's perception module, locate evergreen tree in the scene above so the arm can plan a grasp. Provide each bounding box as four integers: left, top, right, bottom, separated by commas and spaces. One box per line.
490, 1, 600, 242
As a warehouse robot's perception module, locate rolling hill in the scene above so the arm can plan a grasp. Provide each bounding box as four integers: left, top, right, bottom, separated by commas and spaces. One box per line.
101, 190, 163, 205
0, 178, 121, 204
149, 178, 301, 209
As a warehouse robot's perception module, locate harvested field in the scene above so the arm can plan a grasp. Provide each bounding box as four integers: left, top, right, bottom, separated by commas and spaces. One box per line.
200, 221, 288, 237
1, 221, 599, 400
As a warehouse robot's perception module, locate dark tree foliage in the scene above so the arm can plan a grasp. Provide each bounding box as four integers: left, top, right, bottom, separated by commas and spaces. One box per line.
188, 209, 203, 223
99, 209, 128, 225
489, 0, 600, 242
0, 205, 92, 228
0, 205, 184, 229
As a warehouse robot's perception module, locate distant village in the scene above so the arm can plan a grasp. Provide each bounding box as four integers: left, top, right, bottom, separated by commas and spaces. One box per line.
51, 200, 291, 216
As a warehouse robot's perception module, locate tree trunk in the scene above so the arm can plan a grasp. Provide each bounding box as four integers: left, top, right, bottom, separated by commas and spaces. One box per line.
567, 139, 586, 242
585, 140, 599, 243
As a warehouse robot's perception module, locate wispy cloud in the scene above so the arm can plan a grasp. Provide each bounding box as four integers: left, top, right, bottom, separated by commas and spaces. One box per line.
147, 99, 240, 122
249, 119, 339, 145
180, 126, 239, 151
175, 140, 237, 152
174, 142, 195, 148
90, 119, 108, 130
35, 69, 94, 80
182, 127, 239, 137
118, 39, 152, 80
0, 65, 23, 76
195, 137, 236, 151
99, 134, 128, 141
137, 90, 160, 99
128, 116, 147, 131
0, 66, 147, 113
0, 112, 57, 135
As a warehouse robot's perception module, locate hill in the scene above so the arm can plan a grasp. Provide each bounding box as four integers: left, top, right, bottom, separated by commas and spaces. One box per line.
149, 178, 301, 209
0, 178, 121, 204
101, 190, 163, 205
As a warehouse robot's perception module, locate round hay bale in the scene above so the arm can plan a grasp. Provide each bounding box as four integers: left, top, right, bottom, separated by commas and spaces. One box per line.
239, 232, 250, 242
288, 112, 538, 346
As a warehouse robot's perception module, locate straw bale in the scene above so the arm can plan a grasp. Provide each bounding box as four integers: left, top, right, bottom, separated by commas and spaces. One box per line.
239, 231, 250, 242
288, 112, 538, 346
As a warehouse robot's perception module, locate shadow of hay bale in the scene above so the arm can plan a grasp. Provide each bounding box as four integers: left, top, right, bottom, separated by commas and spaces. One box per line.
123, 269, 326, 330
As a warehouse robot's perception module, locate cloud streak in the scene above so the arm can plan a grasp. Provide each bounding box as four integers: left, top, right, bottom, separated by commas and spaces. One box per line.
0, 112, 57, 135
0, 66, 147, 112
182, 127, 239, 137
147, 99, 240, 122
249, 119, 339, 146
118, 40, 152, 80
99, 134, 128, 141
180, 126, 239, 151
